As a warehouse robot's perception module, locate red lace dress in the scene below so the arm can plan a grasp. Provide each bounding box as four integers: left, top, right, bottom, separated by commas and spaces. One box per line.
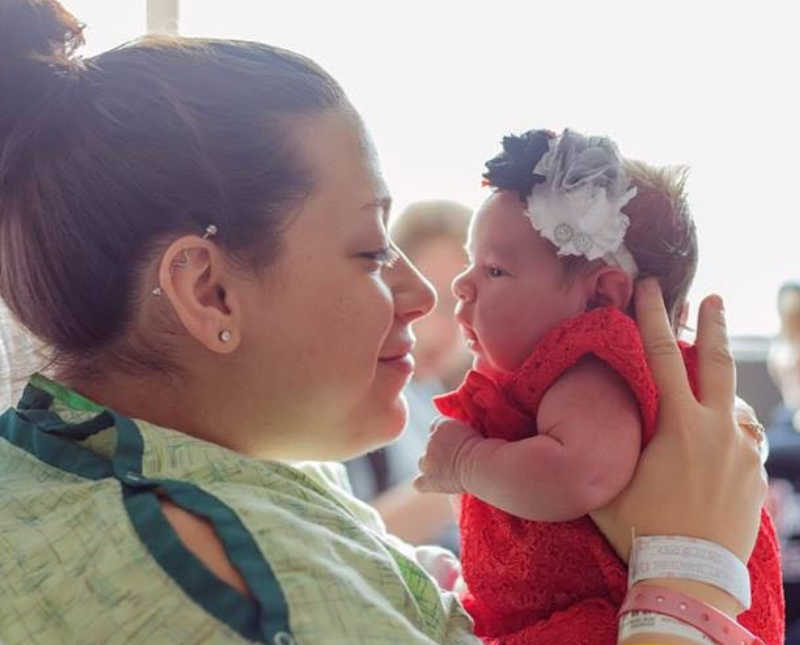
435, 307, 784, 644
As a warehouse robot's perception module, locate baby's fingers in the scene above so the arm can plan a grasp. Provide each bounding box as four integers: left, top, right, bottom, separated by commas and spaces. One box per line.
414, 418, 478, 494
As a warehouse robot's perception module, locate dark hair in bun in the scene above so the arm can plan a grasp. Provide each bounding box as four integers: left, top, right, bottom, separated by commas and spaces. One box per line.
0, 0, 346, 379
0, 0, 84, 62
0, 1, 83, 146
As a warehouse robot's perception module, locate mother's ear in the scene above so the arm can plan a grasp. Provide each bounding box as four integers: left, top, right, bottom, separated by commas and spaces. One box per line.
585, 266, 634, 311
156, 235, 242, 353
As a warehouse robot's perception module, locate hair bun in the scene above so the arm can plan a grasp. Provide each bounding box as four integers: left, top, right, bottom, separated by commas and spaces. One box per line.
1, 1, 85, 151
0, 0, 84, 67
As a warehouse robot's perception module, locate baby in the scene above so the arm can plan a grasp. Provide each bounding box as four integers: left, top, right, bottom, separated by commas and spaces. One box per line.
415, 129, 783, 644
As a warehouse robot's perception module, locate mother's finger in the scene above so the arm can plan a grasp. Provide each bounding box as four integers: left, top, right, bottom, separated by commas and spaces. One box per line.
695, 294, 736, 411
634, 278, 693, 406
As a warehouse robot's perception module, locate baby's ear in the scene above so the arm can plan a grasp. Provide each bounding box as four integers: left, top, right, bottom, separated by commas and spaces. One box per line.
586, 267, 634, 311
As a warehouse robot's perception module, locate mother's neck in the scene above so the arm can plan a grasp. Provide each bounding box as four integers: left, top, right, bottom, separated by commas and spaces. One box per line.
59, 355, 285, 459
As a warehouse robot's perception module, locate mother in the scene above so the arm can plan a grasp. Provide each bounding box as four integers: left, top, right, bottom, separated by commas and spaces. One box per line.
0, 1, 766, 643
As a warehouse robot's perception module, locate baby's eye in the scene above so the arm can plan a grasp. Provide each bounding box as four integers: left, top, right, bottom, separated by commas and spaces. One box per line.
487, 263, 506, 278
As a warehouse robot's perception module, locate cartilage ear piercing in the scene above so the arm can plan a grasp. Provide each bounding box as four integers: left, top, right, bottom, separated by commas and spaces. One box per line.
172, 249, 190, 269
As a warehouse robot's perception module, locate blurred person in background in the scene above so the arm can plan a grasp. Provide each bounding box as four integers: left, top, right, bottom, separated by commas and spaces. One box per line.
766, 281, 800, 642
768, 283, 800, 420
346, 200, 471, 551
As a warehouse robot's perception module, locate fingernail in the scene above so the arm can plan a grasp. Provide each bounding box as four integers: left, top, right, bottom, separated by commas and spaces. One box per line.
707, 294, 724, 312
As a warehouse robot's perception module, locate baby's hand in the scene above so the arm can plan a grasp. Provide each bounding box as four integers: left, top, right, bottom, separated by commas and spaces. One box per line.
414, 418, 483, 494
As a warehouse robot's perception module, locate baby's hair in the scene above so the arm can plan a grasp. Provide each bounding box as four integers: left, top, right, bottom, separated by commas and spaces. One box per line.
482, 130, 697, 331
622, 161, 697, 330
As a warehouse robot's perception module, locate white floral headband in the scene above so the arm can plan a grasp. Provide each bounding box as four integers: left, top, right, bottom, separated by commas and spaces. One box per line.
525, 129, 639, 278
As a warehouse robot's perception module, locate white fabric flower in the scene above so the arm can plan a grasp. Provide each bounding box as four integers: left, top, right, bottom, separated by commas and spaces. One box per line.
526, 130, 637, 263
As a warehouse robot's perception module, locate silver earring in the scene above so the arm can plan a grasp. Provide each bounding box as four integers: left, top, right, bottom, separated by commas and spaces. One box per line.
152, 225, 218, 298
219, 329, 232, 343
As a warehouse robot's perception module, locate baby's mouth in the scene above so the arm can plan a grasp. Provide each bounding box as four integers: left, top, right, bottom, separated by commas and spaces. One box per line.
461, 326, 480, 352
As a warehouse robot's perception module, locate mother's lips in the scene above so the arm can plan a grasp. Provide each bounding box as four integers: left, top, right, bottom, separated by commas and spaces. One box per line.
377, 351, 416, 376
379, 342, 414, 362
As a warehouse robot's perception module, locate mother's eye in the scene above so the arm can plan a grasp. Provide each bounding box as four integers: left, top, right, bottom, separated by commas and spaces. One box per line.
359, 247, 401, 271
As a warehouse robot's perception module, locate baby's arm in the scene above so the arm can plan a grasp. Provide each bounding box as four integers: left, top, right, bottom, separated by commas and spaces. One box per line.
418, 359, 642, 521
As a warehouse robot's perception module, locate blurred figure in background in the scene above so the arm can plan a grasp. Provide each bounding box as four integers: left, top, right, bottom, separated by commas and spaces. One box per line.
766, 281, 800, 642
768, 283, 800, 419
398, 201, 473, 394
345, 200, 472, 551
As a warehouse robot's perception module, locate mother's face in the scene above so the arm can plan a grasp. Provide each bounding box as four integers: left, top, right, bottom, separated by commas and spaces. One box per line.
236, 110, 435, 461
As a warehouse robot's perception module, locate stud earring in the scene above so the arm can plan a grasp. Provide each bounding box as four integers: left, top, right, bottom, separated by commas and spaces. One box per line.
152, 287, 162, 297
219, 329, 232, 343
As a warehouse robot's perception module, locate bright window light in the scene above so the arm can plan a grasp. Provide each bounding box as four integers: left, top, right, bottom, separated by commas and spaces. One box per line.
61, 0, 146, 55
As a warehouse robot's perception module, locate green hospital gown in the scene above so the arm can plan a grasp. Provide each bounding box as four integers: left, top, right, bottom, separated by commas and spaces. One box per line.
0, 375, 475, 644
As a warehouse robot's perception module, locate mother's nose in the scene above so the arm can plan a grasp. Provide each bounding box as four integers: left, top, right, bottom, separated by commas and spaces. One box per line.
394, 256, 437, 324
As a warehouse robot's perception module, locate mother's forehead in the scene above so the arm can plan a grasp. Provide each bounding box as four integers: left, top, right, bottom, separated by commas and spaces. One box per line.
290, 110, 383, 186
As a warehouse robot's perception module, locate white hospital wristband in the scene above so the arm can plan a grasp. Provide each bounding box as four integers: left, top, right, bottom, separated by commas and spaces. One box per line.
619, 610, 715, 644
628, 535, 751, 611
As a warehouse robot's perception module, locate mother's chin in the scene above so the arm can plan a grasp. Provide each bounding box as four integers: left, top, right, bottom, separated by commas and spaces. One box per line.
339, 391, 410, 461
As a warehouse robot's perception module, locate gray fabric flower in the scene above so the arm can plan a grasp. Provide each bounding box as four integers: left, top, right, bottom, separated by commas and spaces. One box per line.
527, 129, 637, 266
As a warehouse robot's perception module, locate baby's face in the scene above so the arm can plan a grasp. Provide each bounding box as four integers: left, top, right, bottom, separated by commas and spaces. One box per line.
453, 190, 588, 377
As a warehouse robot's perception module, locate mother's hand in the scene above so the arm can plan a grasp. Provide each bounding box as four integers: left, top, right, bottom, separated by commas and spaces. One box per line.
591, 279, 767, 566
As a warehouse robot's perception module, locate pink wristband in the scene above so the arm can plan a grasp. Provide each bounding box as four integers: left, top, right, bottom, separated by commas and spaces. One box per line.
618, 585, 764, 645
